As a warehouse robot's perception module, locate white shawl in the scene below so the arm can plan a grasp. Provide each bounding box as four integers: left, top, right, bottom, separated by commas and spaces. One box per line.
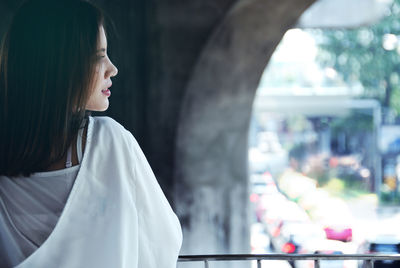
13, 116, 182, 268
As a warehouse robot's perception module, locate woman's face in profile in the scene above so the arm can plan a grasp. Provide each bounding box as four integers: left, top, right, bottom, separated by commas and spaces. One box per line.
85, 26, 118, 111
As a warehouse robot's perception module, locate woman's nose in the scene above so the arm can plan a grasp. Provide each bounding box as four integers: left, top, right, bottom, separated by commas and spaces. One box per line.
107, 60, 118, 78
111, 64, 118, 77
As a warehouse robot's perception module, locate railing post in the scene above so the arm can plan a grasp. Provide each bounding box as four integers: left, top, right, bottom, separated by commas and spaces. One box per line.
204, 259, 209, 268
365, 259, 374, 268
314, 259, 320, 268
257, 259, 261, 268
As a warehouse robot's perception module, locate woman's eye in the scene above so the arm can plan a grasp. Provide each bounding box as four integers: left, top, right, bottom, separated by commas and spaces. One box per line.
96, 54, 106, 60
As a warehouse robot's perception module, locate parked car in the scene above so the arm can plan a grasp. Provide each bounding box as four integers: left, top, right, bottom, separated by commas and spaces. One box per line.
358, 234, 400, 268
312, 198, 354, 242
272, 221, 355, 268
274, 221, 326, 254
324, 224, 353, 242
263, 200, 311, 240
272, 221, 324, 268
250, 172, 278, 196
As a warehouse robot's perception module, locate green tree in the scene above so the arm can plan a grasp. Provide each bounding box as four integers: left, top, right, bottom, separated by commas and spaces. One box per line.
311, 0, 400, 115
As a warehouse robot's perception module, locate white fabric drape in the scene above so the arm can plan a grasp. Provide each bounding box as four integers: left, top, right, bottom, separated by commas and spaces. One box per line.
0, 116, 182, 268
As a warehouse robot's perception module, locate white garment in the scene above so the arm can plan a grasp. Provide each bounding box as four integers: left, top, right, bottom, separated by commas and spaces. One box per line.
0, 116, 182, 268
0, 126, 85, 266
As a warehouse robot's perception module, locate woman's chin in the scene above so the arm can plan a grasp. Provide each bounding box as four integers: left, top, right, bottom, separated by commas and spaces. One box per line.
85, 100, 109, 112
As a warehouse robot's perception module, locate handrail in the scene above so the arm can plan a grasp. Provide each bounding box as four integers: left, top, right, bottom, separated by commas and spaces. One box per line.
178, 254, 400, 268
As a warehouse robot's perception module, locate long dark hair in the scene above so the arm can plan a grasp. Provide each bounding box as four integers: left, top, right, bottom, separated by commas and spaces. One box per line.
0, 0, 104, 177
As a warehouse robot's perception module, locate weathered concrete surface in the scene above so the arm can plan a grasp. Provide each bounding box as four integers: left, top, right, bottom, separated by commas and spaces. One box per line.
140, 0, 238, 203
174, 0, 316, 256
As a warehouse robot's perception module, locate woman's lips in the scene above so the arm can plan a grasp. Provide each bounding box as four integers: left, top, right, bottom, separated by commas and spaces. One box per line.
102, 89, 111, 97
102, 81, 112, 96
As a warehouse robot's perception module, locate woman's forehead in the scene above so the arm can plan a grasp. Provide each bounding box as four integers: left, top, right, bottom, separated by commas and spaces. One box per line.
98, 26, 107, 48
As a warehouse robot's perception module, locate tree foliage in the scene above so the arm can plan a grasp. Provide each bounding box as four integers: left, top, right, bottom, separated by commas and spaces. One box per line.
311, 0, 400, 115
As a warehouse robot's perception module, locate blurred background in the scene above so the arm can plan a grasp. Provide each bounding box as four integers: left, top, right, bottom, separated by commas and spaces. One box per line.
248, 0, 400, 267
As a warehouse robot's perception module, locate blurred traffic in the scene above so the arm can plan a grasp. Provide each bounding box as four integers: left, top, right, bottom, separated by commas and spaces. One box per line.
248, 15, 400, 267
249, 131, 400, 268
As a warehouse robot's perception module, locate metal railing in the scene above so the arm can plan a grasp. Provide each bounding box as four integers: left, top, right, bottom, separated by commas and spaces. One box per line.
178, 254, 400, 268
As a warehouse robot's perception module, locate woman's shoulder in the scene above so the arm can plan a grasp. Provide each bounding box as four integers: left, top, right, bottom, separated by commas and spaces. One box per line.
89, 116, 137, 145
91, 116, 128, 134
91, 116, 121, 128
88, 116, 143, 165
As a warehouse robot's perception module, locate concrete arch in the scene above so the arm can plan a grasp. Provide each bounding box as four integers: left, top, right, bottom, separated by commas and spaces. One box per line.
175, 0, 316, 255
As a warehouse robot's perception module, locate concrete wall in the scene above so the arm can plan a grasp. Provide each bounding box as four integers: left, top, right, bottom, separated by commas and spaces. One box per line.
173, 0, 316, 256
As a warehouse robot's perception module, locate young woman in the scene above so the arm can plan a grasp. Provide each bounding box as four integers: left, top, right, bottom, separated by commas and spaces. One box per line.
0, 0, 182, 267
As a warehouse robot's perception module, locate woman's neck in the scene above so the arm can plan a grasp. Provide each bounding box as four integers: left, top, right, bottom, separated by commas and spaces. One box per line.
45, 125, 87, 172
